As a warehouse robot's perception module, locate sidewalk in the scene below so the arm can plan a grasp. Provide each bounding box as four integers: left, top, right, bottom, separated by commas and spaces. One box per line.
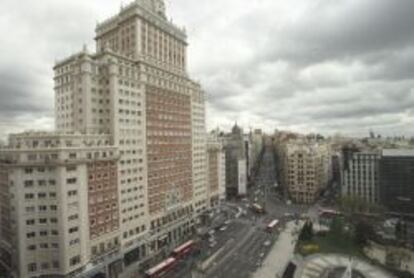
253, 221, 301, 278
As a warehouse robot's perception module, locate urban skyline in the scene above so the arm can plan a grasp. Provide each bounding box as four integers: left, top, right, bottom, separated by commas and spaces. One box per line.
1, 1, 414, 278
2, 0, 414, 139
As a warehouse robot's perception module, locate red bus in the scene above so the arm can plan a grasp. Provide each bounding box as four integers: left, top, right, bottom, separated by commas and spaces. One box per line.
252, 203, 265, 214
171, 240, 194, 258
266, 219, 279, 232
145, 257, 176, 278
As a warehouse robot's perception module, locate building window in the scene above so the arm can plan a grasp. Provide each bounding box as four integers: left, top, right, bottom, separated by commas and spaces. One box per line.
24, 180, 34, 188
38, 193, 47, 199
52, 261, 60, 269
36, 229, 47, 237
27, 245, 36, 251
25, 206, 35, 212
27, 232, 36, 239
66, 166, 77, 172
69, 255, 81, 266
68, 190, 78, 197
67, 178, 77, 184
39, 218, 47, 224
28, 263, 37, 272
41, 263, 50, 270
39, 243, 48, 249
26, 219, 35, 225
69, 227, 79, 234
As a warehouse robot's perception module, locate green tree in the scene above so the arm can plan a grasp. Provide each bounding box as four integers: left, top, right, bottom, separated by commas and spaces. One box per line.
330, 216, 344, 237
299, 221, 314, 241
354, 220, 374, 247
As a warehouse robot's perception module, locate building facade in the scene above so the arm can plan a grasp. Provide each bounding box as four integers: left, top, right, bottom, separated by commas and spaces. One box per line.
250, 129, 264, 177
279, 142, 331, 204
380, 149, 414, 215
222, 124, 248, 198
207, 136, 226, 207
341, 150, 380, 204
0, 1, 208, 277
0, 133, 119, 277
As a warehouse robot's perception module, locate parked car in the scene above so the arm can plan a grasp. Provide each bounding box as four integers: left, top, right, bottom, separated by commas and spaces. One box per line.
209, 241, 217, 248
219, 226, 228, 231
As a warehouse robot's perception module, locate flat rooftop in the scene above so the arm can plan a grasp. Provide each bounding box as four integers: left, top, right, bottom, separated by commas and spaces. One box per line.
382, 149, 414, 157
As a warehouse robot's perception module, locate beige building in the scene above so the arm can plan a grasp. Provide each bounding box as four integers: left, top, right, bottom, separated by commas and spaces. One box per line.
0, 133, 120, 277
279, 142, 331, 204
207, 136, 226, 207
0, 1, 209, 277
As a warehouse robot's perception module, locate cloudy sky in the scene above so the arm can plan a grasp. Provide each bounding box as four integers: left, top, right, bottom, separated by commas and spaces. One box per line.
1, 0, 414, 140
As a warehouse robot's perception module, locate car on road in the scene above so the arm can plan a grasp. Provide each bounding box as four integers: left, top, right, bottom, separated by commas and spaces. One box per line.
224, 220, 231, 225
263, 240, 271, 247
209, 241, 217, 248
219, 226, 227, 231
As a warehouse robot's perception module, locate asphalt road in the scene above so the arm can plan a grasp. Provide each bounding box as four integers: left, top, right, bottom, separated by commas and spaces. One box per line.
164, 147, 314, 278
203, 148, 310, 278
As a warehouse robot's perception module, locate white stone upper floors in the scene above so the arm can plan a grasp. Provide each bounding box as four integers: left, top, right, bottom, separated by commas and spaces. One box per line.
96, 0, 186, 39
1, 131, 118, 163
94, 0, 188, 75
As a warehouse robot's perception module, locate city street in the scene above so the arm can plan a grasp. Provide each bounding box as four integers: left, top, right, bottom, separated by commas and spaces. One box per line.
161, 147, 311, 278
202, 148, 309, 278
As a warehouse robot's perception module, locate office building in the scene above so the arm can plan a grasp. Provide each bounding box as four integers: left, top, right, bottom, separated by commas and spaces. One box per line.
380, 149, 414, 215
341, 150, 381, 204
0, 0, 208, 277
222, 124, 247, 197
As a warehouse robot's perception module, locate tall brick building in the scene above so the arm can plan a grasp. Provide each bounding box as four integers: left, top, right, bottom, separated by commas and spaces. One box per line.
0, 1, 210, 277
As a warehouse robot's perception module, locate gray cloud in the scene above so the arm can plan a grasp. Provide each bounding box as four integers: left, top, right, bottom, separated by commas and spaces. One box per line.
1, 0, 414, 139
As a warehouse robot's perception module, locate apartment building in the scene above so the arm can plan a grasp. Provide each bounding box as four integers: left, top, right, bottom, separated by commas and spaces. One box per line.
207, 136, 226, 207
279, 142, 331, 204
0, 0, 208, 277
0, 133, 119, 277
